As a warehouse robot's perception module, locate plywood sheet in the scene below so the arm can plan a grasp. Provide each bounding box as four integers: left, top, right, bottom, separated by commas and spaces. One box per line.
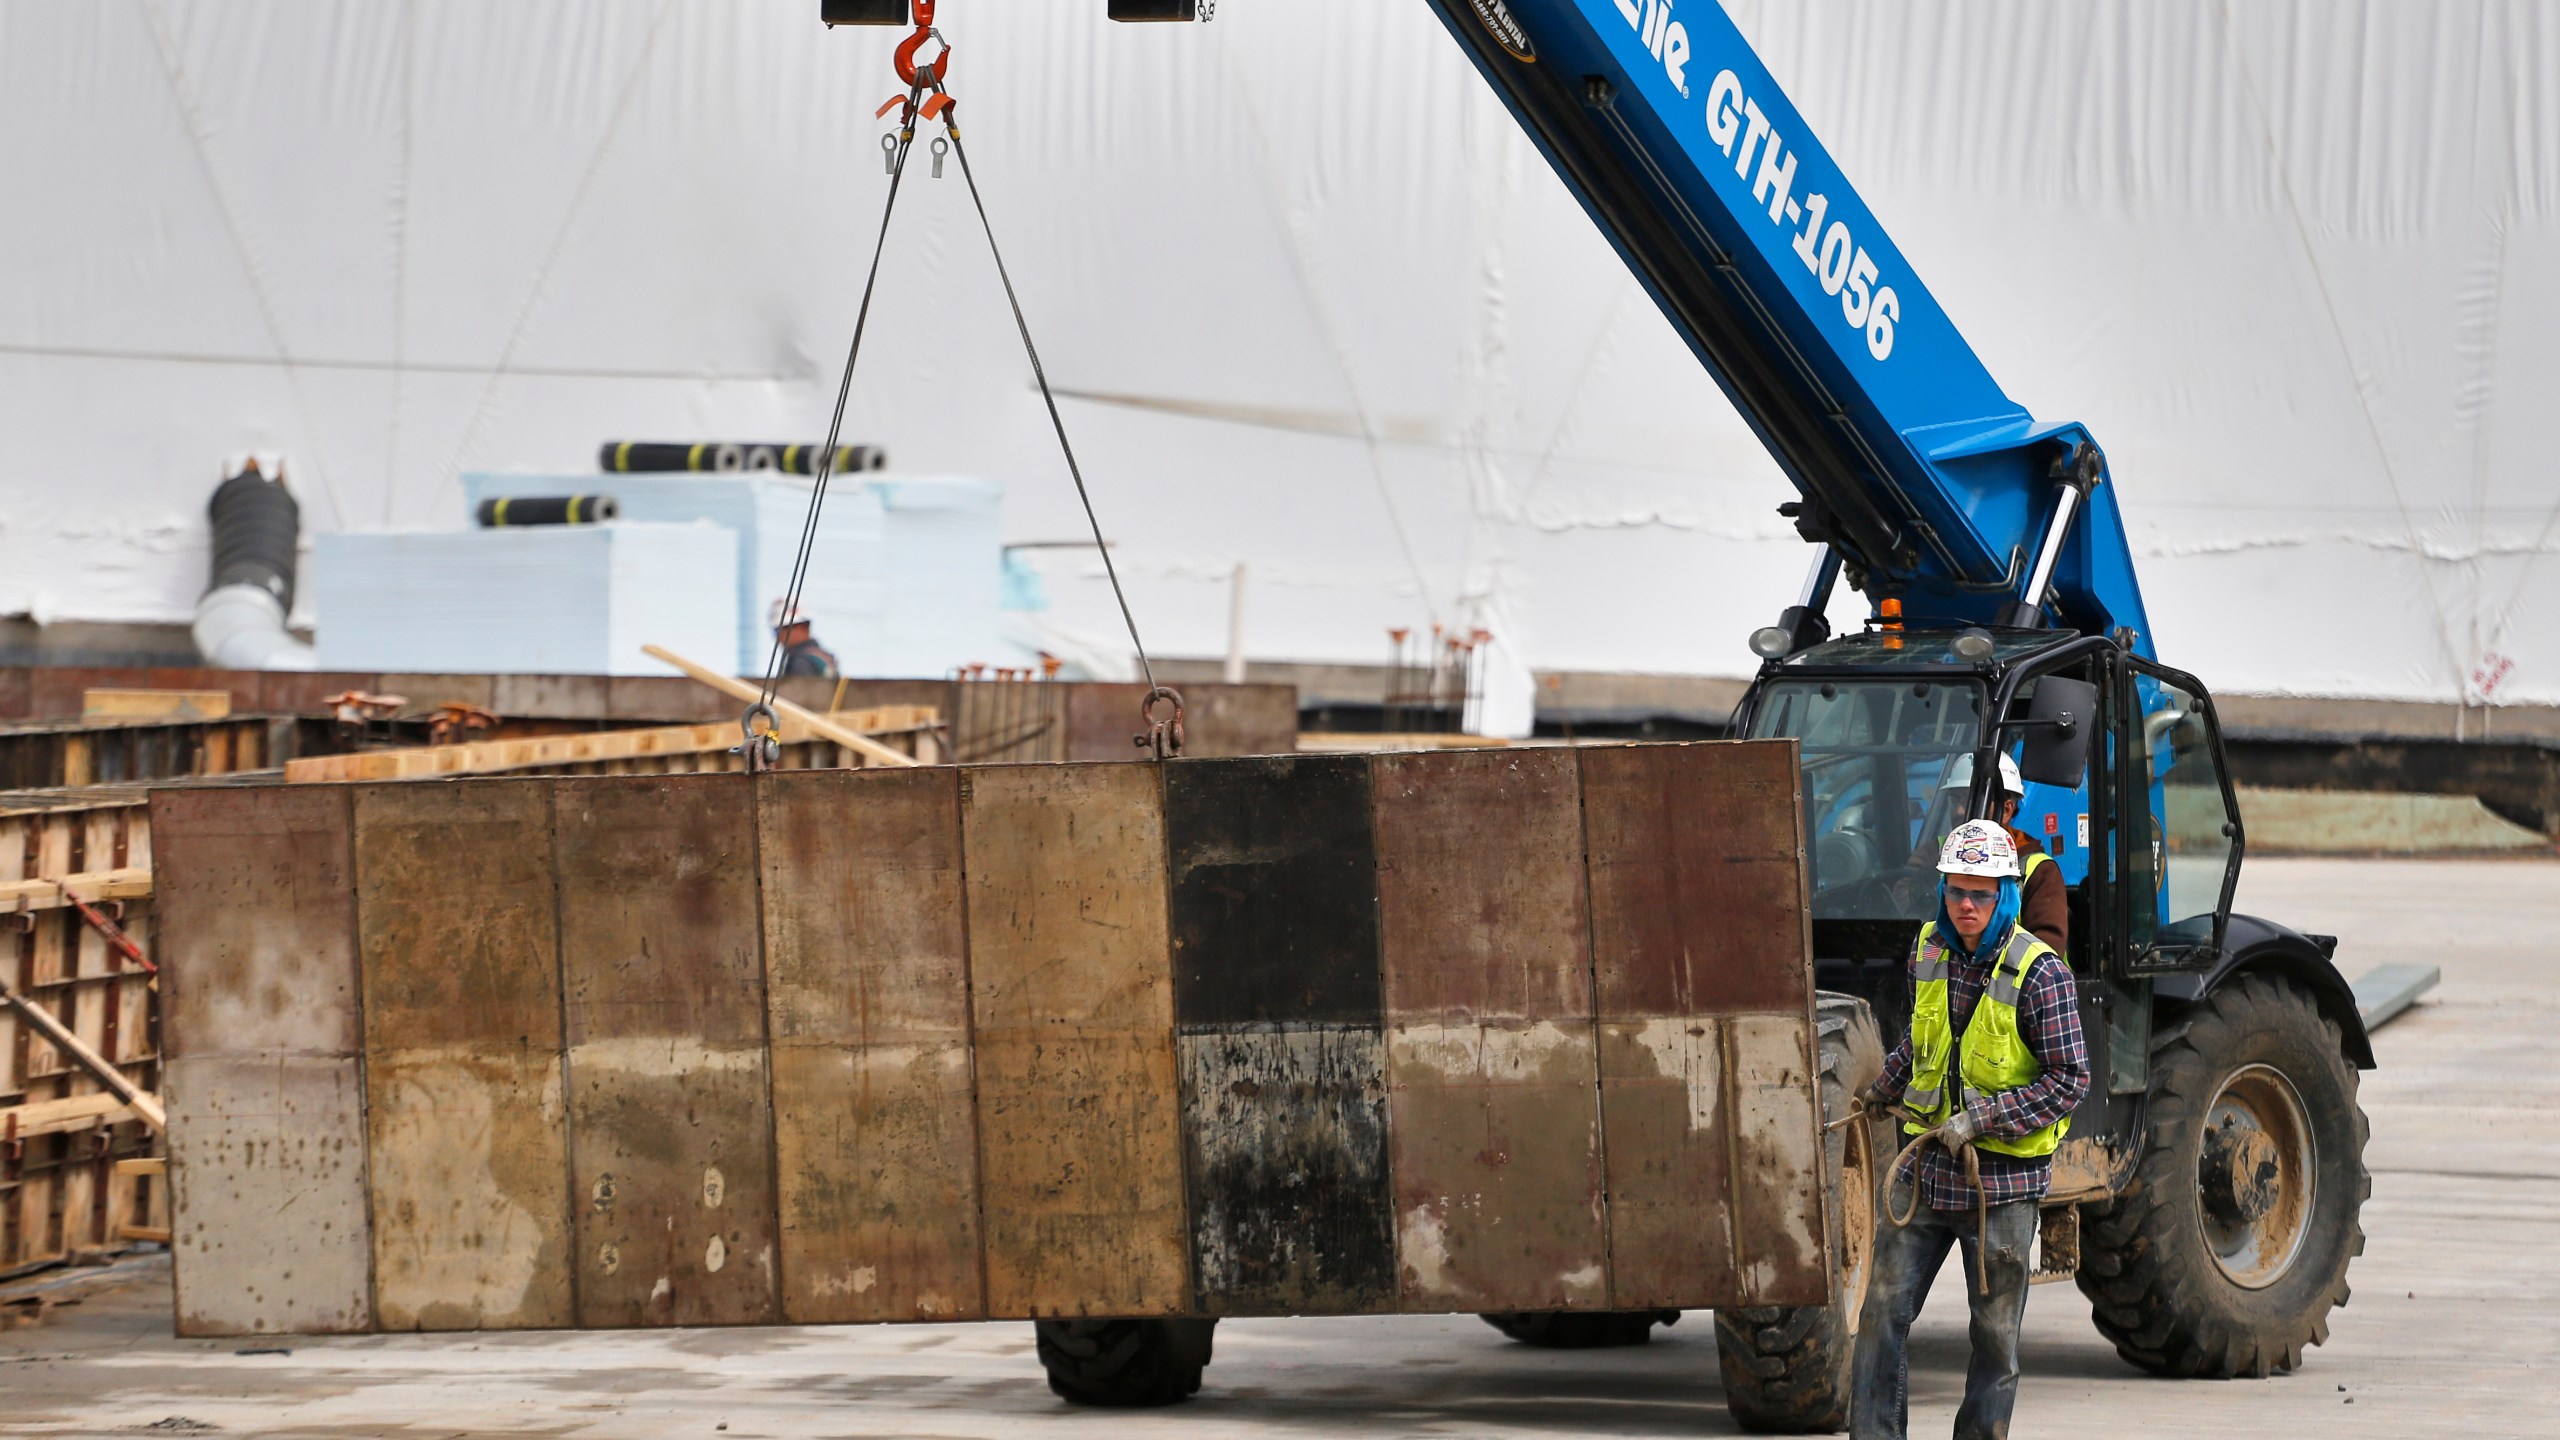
1385, 1022, 1607, 1313
353, 780, 571, 1331
152, 786, 359, 1058
1178, 1026, 1394, 1315
1597, 1017, 1739, 1310
165, 1054, 373, 1336
1581, 740, 1810, 1016
1371, 750, 1592, 1021
556, 776, 777, 1328
962, 765, 1187, 1317
1166, 755, 1379, 1027
758, 768, 980, 1324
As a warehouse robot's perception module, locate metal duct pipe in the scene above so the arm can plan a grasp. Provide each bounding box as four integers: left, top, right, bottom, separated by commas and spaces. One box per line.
193, 466, 316, 671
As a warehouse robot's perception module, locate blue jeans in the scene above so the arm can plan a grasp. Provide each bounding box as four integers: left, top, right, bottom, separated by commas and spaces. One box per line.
1850, 1197, 2038, 1440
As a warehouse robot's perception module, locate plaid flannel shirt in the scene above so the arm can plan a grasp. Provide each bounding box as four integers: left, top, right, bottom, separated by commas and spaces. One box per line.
1874, 922, 2091, 1209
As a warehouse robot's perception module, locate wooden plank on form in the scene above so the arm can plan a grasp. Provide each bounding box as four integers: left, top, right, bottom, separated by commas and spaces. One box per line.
82, 689, 233, 721
1370, 749, 1604, 1312
355, 780, 572, 1331
962, 764, 1188, 1317
556, 775, 778, 1329
641, 645, 922, 769
0, 981, 163, 1130
758, 768, 982, 1324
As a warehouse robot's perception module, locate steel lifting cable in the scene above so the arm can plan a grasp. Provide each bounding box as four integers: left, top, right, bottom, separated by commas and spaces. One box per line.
745, 77, 931, 767
747, 16, 1181, 764
930, 77, 1181, 758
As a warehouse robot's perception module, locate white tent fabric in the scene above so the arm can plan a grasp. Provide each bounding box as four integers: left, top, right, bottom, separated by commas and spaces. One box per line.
3, 0, 2556, 704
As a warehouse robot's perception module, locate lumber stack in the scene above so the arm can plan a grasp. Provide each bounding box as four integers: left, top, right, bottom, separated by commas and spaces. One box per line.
150, 741, 1826, 1336
0, 793, 166, 1274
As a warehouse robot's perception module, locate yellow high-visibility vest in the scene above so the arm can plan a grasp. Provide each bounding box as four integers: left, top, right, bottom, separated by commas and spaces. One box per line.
1900, 921, 2070, 1159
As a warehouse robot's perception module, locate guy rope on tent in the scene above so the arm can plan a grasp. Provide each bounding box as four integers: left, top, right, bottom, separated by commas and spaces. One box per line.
745, 0, 1183, 770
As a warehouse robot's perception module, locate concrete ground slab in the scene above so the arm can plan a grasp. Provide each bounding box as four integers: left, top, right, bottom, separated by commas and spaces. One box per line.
4, 857, 2555, 1438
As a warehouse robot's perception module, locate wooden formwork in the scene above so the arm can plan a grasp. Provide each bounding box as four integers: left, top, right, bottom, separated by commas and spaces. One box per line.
149, 741, 1827, 1336
1, 792, 165, 1277
0, 715, 290, 790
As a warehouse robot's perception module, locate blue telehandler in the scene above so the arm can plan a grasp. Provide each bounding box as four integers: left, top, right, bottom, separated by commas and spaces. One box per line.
824, 2, 2377, 1428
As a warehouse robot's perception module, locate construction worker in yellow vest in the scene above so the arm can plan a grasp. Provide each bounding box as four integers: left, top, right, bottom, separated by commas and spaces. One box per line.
1932, 751, 2066, 956
1853, 820, 2091, 1440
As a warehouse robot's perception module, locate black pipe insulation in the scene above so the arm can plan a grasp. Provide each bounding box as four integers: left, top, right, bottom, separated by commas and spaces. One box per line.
475, 495, 622, 527
597, 441, 888, 476
206, 467, 301, 607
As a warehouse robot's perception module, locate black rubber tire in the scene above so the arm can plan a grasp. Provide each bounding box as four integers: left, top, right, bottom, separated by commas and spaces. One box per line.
2077, 971, 2370, 1378
1032, 1318, 1217, 1407
1713, 993, 1889, 1434
1478, 1309, 1678, 1348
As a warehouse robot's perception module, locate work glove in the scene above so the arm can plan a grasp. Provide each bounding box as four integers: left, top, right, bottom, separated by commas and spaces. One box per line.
1936, 1105, 1983, 1151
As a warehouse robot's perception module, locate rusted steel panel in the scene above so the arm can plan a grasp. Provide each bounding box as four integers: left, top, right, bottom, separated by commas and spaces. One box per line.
1384, 1022, 1607, 1312
1166, 755, 1379, 1027
364, 1050, 572, 1330
1582, 740, 1809, 1017
354, 780, 572, 1330
355, 781, 562, 1049
152, 785, 359, 1059
758, 768, 981, 1324
1371, 749, 1606, 1312
1580, 740, 1822, 1307
1726, 1013, 1830, 1306
1596, 1017, 1739, 1309
962, 764, 1188, 1317
1178, 1026, 1394, 1315
165, 1054, 373, 1336
1372, 750, 1592, 1021
555, 775, 778, 1328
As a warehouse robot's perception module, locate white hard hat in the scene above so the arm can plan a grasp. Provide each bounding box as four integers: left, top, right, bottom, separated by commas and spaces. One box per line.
1938, 819, 2021, 878
1941, 751, 2024, 796
768, 599, 810, 629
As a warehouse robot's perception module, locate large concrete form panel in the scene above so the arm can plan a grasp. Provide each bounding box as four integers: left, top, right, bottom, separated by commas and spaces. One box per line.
1596, 1018, 1739, 1309
165, 1054, 373, 1336
962, 764, 1187, 1317
1582, 741, 1810, 1016
353, 780, 572, 1330
1371, 750, 1593, 1020
1166, 754, 1380, 1027
555, 776, 778, 1328
1371, 749, 1605, 1311
758, 768, 981, 1324
1177, 1025, 1394, 1316
152, 785, 359, 1058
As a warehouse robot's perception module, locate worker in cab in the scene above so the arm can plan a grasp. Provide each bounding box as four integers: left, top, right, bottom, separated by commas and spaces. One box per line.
770, 601, 840, 679
1854, 821, 2090, 1440
1929, 752, 2067, 957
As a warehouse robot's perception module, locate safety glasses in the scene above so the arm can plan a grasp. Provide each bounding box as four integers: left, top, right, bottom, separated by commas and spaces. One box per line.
1944, 886, 2002, 910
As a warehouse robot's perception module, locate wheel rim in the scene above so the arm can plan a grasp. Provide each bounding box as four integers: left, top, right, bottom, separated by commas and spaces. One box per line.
1839, 1118, 1878, 1335
2195, 1063, 2316, 1289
